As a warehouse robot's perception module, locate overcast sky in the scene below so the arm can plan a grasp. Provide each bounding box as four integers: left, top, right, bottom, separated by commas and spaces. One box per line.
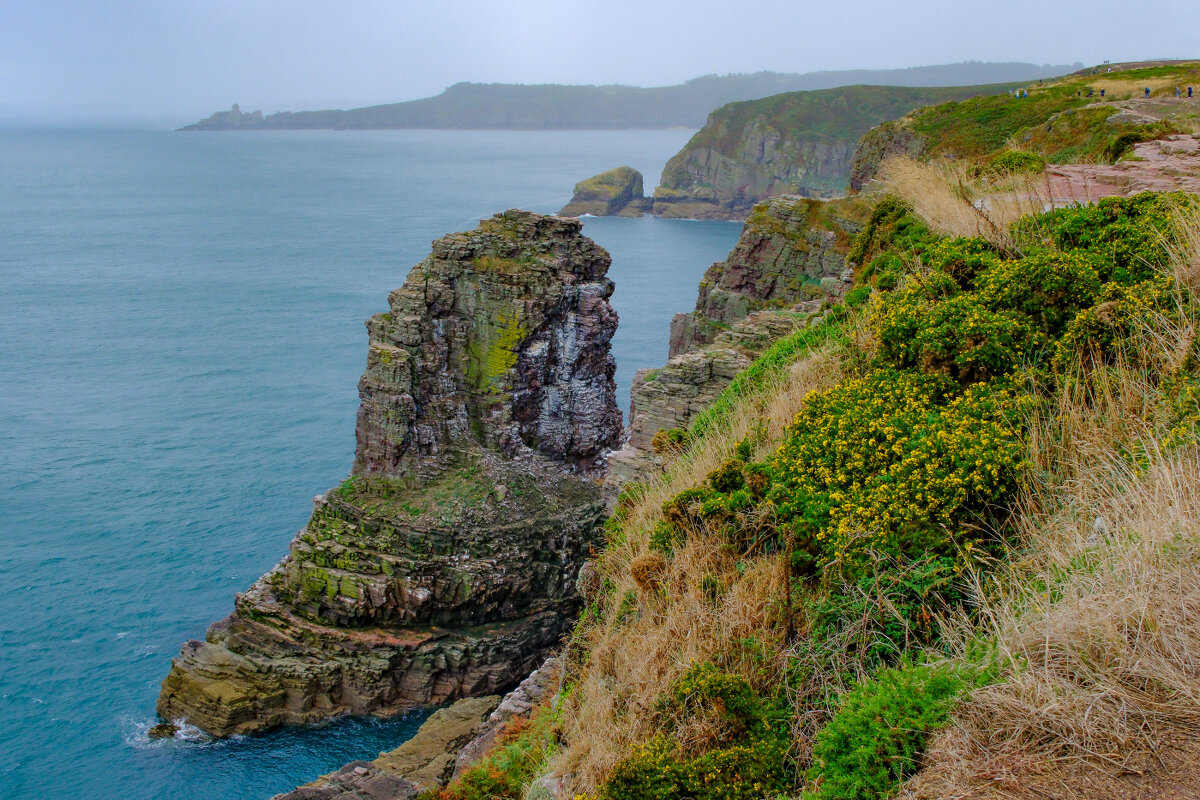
2, 0, 1195, 126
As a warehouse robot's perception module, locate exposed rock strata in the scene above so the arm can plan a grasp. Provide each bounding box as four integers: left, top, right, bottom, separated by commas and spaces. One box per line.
669, 195, 867, 357
272, 696, 499, 800
158, 211, 622, 737
274, 658, 562, 800
650, 84, 1014, 219
558, 166, 651, 217
847, 119, 926, 192
606, 195, 865, 499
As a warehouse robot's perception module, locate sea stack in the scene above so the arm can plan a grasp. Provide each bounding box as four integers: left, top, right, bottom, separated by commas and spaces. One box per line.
157, 210, 622, 737
558, 166, 651, 217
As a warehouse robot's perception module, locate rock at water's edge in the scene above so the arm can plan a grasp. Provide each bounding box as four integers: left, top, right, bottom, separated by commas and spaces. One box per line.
158, 210, 622, 737
558, 166, 650, 217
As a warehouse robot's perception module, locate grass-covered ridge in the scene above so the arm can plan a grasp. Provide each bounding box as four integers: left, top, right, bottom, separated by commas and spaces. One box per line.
851, 61, 1200, 188
427, 187, 1200, 800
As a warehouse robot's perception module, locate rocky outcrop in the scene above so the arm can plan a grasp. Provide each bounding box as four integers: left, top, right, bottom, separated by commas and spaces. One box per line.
649, 84, 1017, 219
606, 195, 866, 499
847, 119, 927, 192
274, 658, 562, 800
669, 195, 868, 357
559, 166, 651, 217
273, 696, 500, 800
654, 133, 855, 219
157, 210, 622, 737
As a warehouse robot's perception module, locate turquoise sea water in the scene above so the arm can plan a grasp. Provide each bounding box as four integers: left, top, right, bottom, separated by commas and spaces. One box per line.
0, 128, 741, 799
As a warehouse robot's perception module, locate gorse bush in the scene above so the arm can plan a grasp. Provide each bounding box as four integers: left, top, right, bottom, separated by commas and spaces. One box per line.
596, 663, 792, 800
772, 370, 1026, 575
1019, 192, 1184, 283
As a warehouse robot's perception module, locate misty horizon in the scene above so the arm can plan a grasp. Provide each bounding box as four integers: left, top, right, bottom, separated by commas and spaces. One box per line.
3, 0, 1196, 128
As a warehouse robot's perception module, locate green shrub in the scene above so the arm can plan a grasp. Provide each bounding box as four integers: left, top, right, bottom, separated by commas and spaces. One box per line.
1022, 193, 1182, 283
805, 663, 964, 800
975, 252, 1102, 337
651, 426, 692, 456
663, 486, 714, 528
648, 520, 685, 556
708, 459, 747, 493
878, 289, 1043, 382
844, 284, 871, 309
1054, 276, 1174, 368
599, 663, 792, 800
601, 734, 790, 800
744, 463, 772, 497
987, 149, 1046, 175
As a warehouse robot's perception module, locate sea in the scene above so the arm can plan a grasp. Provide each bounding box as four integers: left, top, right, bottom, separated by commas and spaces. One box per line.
0, 127, 741, 799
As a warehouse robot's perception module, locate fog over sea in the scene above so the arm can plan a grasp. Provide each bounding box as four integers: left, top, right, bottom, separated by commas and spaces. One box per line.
0, 128, 741, 800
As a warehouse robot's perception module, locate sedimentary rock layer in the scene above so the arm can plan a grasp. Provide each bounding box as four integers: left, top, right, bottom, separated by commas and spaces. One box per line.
158, 211, 621, 737
669, 195, 867, 356
606, 195, 865, 499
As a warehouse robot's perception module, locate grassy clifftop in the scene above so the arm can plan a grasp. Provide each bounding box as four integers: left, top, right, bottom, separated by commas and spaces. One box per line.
651, 82, 1026, 217
851, 61, 1200, 189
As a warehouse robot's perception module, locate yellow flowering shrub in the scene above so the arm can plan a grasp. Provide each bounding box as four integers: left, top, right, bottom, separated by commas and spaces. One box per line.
771, 370, 1027, 574
597, 663, 791, 800
1054, 276, 1175, 368
974, 251, 1102, 337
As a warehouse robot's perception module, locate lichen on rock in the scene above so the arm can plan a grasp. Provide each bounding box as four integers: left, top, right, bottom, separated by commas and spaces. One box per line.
157, 210, 622, 737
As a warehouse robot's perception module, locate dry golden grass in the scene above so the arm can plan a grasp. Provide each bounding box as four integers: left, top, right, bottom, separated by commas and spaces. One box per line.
902, 205, 1200, 799
879, 156, 1054, 252
549, 343, 846, 794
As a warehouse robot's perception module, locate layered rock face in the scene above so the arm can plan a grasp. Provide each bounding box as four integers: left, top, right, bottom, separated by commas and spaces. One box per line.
606, 196, 866, 498
273, 658, 561, 800
654, 132, 854, 219
648, 84, 1019, 220
669, 195, 867, 356
158, 210, 622, 737
847, 119, 927, 192
558, 166, 651, 217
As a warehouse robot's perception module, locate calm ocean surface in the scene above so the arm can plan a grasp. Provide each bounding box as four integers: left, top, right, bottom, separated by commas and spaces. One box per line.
0, 128, 741, 799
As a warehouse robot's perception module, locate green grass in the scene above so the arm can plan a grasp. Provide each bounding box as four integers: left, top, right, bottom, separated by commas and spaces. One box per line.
689, 318, 846, 439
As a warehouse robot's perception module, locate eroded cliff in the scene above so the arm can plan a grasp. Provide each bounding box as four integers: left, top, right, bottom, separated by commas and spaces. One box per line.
157, 210, 622, 737
605, 195, 867, 497
650, 83, 1021, 219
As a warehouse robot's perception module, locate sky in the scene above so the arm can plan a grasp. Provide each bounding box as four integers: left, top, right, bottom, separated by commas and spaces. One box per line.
2, 0, 1196, 127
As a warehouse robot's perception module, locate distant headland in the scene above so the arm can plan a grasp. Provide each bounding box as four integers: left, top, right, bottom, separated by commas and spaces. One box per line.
179, 61, 1080, 131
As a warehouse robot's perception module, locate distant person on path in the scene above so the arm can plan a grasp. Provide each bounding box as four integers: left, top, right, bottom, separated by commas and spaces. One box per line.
1190, 86, 1194, 98
1145, 87, 1151, 98
1100, 89, 1105, 98
1088, 88, 1095, 97
1177, 87, 1182, 98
